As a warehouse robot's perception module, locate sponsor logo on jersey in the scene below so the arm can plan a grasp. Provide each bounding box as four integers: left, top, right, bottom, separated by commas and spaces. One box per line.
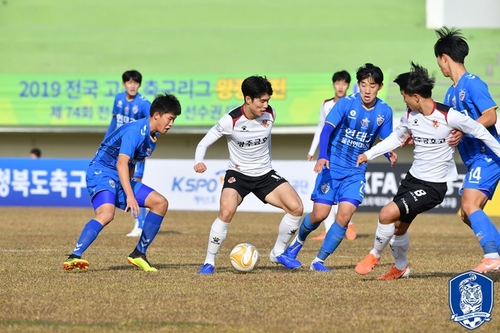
124, 106, 130, 115
117, 100, 123, 108
360, 117, 370, 129
449, 271, 493, 330
348, 109, 357, 119
451, 96, 457, 108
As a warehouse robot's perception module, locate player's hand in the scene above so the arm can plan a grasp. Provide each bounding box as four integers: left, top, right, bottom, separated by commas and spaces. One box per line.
306, 154, 314, 161
194, 162, 207, 173
125, 197, 140, 219
447, 129, 463, 146
388, 151, 398, 167
401, 135, 414, 147
314, 158, 329, 173
356, 154, 368, 167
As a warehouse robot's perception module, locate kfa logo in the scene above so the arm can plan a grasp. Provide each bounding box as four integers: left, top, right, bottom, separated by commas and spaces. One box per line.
449, 271, 493, 330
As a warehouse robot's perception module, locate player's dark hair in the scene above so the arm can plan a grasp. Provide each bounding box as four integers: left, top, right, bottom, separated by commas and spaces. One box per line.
150, 93, 182, 117
434, 27, 469, 64
394, 62, 435, 98
30, 148, 42, 158
122, 70, 143, 84
393, 72, 411, 92
332, 70, 351, 84
356, 63, 383, 85
241, 76, 273, 100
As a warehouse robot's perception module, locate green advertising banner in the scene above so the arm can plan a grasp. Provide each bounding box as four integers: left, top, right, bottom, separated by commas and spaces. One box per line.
0, 73, 387, 127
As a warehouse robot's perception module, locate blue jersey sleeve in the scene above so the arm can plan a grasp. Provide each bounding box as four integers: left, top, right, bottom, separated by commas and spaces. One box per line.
379, 106, 393, 140
468, 79, 497, 114
325, 97, 349, 126
119, 128, 144, 159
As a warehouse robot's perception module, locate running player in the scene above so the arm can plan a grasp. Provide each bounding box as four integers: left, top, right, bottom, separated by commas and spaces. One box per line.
355, 63, 500, 279
281, 63, 396, 272
435, 27, 500, 272
62, 93, 182, 272
307, 70, 357, 241
195, 75, 304, 274
105, 70, 151, 237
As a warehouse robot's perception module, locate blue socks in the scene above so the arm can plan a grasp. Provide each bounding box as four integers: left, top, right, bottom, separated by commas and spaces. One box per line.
469, 210, 498, 255
136, 211, 163, 254
317, 222, 347, 261
298, 213, 320, 242
72, 219, 103, 257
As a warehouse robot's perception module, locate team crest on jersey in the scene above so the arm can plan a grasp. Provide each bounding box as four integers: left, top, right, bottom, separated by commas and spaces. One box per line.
449, 271, 493, 330
432, 120, 440, 128
261, 120, 269, 128
459, 89, 466, 101
132, 105, 139, 114
360, 117, 370, 129
376, 115, 385, 126
321, 182, 330, 194
109, 180, 115, 188
227, 177, 236, 184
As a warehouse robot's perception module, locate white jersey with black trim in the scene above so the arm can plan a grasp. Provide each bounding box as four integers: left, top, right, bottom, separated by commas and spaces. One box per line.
364, 102, 500, 183
195, 105, 275, 177
308, 98, 336, 156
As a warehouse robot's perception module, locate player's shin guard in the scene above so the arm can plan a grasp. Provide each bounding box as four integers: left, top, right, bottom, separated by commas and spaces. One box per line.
72, 219, 103, 257
204, 218, 229, 265
373, 221, 395, 256
469, 210, 498, 255
317, 222, 347, 261
273, 213, 301, 254
136, 211, 163, 254
389, 233, 410, 270
298, 213, 320, 242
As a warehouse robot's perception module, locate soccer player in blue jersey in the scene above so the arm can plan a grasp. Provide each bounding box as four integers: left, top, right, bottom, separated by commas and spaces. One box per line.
63, 93, 182, 272
435, 28, 500, 273
105, 70, 152, 237
281, 63, 396, 271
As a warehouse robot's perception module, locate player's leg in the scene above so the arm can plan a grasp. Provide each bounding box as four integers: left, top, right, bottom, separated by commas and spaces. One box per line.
310, 201, 357, 271
198, 188, 241, 274
461, 162, 500, 272
262, 176, 304, 269
126, 181, 167, 272
312, 204, 336, 241
63, 190, 116, 271
127, 161, 146, 236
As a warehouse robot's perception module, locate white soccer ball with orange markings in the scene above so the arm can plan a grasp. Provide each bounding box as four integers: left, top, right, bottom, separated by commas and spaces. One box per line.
230, 243, 260, 273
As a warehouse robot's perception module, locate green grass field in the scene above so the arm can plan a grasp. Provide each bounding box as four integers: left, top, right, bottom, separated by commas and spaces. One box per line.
1, 0, 499, 79
1, 207, 500, 332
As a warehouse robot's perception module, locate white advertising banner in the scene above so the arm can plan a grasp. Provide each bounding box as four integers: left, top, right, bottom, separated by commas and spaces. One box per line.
142, 159, 317, 213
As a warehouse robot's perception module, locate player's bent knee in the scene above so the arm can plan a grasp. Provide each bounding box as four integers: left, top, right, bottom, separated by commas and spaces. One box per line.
95, 211, 115, 225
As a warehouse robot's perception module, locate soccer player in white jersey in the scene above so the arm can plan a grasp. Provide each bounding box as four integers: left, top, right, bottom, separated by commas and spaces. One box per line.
195, 75, 304, 275
354, 63, 500, 279
307, 70, 357, 242
434, 28, 500, 273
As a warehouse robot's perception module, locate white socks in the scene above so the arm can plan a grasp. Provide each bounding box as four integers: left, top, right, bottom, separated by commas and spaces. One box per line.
272, 213, 302, 255
390, 233, 410, 270
370, 221, 395, 258
204, 218, 230, 265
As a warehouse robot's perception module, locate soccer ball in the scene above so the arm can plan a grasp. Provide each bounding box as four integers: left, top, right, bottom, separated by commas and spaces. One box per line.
230, 243, 260, 273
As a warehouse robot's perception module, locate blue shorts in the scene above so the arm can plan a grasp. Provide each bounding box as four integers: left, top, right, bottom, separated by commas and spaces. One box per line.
133, 160, 146, 179
461, 157, 500, 200
310, 166, 365, 206
86, 166, 153, 210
